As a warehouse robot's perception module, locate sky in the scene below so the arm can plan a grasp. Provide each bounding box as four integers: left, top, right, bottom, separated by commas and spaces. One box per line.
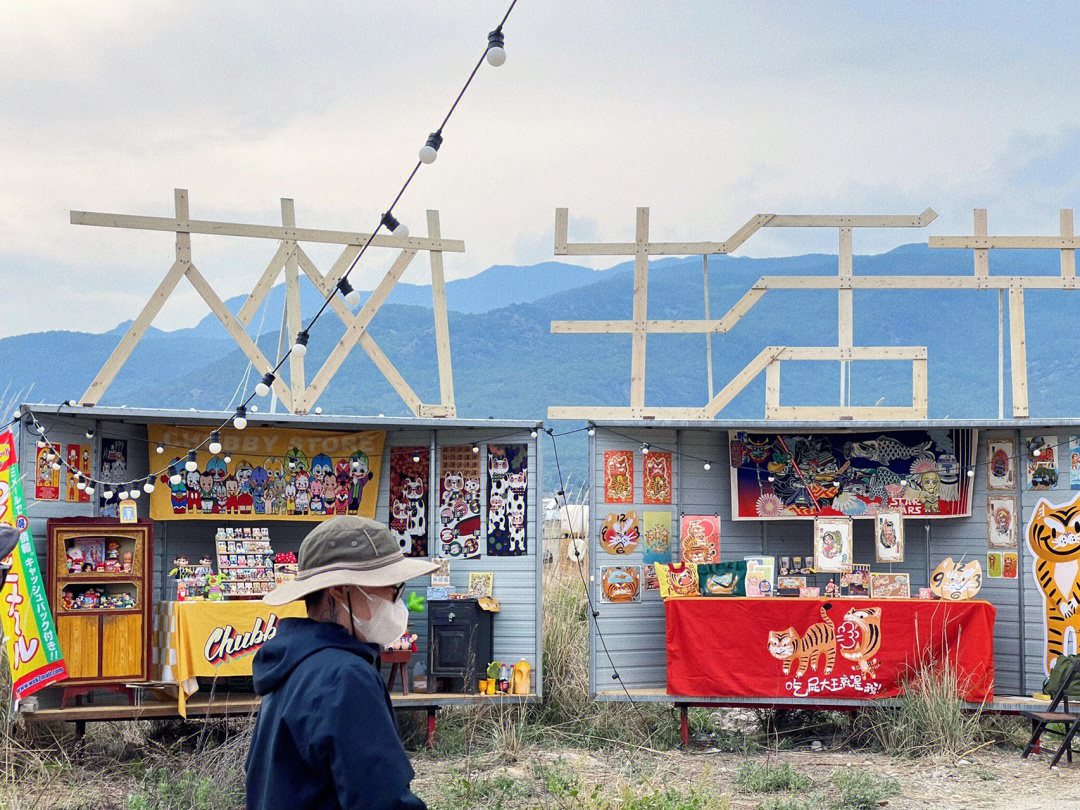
2, 1, 1078, 337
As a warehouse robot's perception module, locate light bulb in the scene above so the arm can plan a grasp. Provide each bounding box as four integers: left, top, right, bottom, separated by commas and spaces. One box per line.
315, 407, 323, 414
293, 331, 309, 357
380, 212, 408, 238
419, 131, 443, 164
156, 444, 164, 454
587, 428, 595, 436
118, 489, 129, 500
255, 372, 275, 397
412, 454, 421, 463
103, 487, 114, 499
224, 455, 232, 464
768, 475, 775, 482
704, 463, 712, 471
967, 468, 975, 478
185, 450, 198, 472
11, 409, 20, 420
85, 429, 95, 439
486, 30, 506, 66
144, 475, 156, 493
641, 445, 650, 455
531, 429, 538, 438
250, 404, 258, 413
51, 459, 61, 471
76, 477, 87, 490
472, 445, 480, 454
169, 472, 182, 486
130, 488, 140, 499
233, 406, 248, 430
336, 278, 362, 307
208, 431, 222, 454
36, 439, 46, 449
86, 483, 96, 496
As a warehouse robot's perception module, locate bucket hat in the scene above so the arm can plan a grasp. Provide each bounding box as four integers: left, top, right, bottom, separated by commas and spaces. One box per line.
264, 515, 439, 605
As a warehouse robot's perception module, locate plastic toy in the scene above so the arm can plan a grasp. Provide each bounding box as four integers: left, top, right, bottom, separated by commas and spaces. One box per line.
206, 574, 224, 601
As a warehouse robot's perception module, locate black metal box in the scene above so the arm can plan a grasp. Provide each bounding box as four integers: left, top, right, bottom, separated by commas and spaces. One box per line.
426, 599, 494, 693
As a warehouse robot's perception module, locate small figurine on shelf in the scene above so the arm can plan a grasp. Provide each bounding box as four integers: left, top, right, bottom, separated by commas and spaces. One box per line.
105, 541, 122, 572
824, 579, 839, 598
61, 591, 75, 610
122, 551, 133, 573
485, 661, 501, 695
176, 580, 188, 602
206, 574, 224, 601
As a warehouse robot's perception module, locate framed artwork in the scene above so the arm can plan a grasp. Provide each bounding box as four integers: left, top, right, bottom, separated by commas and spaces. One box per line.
680, 515, 720, 565
437, 445, 482, 559
1070, 436, 1080, 490
870, 572, 910, 599
1025, 436, 1059, 491
642, 511, 672, 564
486, 444, 528, 556
468, 572, 494, 598
813, 517, 852, 573
986, 437, 1016, 490
987, 495, 1017, 548
840, 564, 870, 597
776, 575, 806, 596
98, 437, 128, 518
603, 450, 634, 503
744, 556, 775, 597
600, 565, 641, 603
643, 451, 673, 505
643, 565, 661, 592
874, 511, 904, 563
799, 586, 821, 598
65, 443, 92, 503
600, 510, 640, 555
35, 444, 60, 500
1003, 552, 1018, 579
431, 559, 451, 587
987, 552, 1002, 578
119, 498, 138, 524
389, 447, 429, 557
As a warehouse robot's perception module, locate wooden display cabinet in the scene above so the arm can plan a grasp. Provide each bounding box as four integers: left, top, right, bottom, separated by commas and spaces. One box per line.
46, 518, 153, 703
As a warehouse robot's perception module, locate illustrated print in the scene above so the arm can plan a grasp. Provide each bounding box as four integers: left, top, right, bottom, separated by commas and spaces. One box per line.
1003, 552, 1018, 579
1026, 436, 1059, 491
65, 444, 91, 503
98, 438, 127, 517
35, 443, 60, 501
642, 511, 672, 564
986, 438, 1016, 490
767, 603, 837, 677
837, 606, 882, 677
643, 565, 661, 591
874, 511, 904, 563
1071, 436, 1080, 490
930, 557, 982, 601
1026, 493, 1080, 674
680, 515, 720, 565
987, 495, 1017, 548
987, 552, 1002, 578
643, 452, 672, 505
390, 447, 429, 557
604, 450, 634, 504
487, 444, 528, 556
438, 445, 482, 559
840, 564, 870, 597
600, 565, 641, 603
600, 511, 640, 555
869, 573, 910, 599
468, 571, 494, 598
814, 517, 852, 573
653, 562, 699, 599
698, 561, 747, 597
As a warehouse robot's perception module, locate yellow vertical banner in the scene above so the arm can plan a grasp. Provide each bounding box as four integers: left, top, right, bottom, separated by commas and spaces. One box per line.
146, 426, 385, 521
0, 431, 69, 697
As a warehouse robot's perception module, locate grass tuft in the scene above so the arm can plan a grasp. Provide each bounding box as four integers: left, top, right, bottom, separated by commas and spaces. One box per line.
830, 770, 900, 810
735, 761, 811, 793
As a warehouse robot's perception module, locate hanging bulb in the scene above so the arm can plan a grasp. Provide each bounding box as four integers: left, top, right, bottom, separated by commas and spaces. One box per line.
76, 476, 87, 491
169, 471, 182, 486
419, 131, 443, 164
36, 439, 46, 449
208, 431, 222, 455
412, 454, 421, 464
587, 427, 595, 437
336, 277, 362, 307
530, 429, 538, 438
118, 488, 129, 500
156, 443, 164, 454
250, 404, 258, 413
967, 468, 975, 478
315, 407, 323, 415
185, 450, 199, 472
224, 454, 232, 464
11, 408, 20, 420
51, 458, 61, 471
86, 482, 96, 496
704, 462, 712, 471
292, 330, 309, 357
380, 212, 408, 238
486, 30, 506, 66
641, 444, 650, 455
471, 444, 480, 454
144, 474, 156, 493
130, 488, 141, 499
85, 428, 95, 439
767, 475, 775, 483
103, 487, 114, 499
233, 405, 248, 430
255, 372, 275, 397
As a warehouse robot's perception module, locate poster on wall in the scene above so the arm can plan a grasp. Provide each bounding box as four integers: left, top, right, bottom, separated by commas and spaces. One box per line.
388, 447, 429, 557
814, 516, 852, 572
1025, 436, 1059, 491
1026, 492, 1080, 675
0, 431, 69, 697
642, 451, 672, 505
600, 565, 641, 603
729, 429, 976, 520
603, 450, 634, 504
437, 445, 482, 559
600, 510, 640, 555
642, 511, 672, 564
986, 495, 1017, 548
1070, 436, 1080, 490
987, 552, 1002, 578
147, 426, 385, 521
986, 438, 1016, 491
874, 511, 904, 563
486, 444, 528, 556
680, 514, 720, 565
65, 444, 92, 503
34, 444, 59, 501
98, 438, 127, 517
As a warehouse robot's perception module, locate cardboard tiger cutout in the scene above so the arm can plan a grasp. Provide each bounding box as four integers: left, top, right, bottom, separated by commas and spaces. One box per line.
767, 603, 836, 677
600, 565, 640, 603
838, 606, 882, 676
930, 557, 982, 600
1027, 493, 1080, 674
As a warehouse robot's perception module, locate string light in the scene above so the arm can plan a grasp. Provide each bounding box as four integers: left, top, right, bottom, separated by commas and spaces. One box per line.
156, 443, 164, 454
336, 278, 362, 307
703, 462, 711, 471
315, 407, 323, 415
255, 373, 275, 397
144, 474, 156, 493
51, 457, 61, 471
419, 131, 443, 164
224, 454, 232, 464
587, 427, 595, 436
118, 488, 129, 500
185, 450, 199, 472
486, 30, 506, 66
767, 474, 775, 482
36, 438, 46, 449
130, 488, 141, 499
208, 431, 222, 454
380, 212, 409, 238
967, 467, 975, 478
85, 428, 95, 439
169, 469, 182, 486
292, 330, 309, 358
472, 444, 480, 454
530, 429, 538, 438
103, 486, 114, 499
641, 444, 650, 455
76, 476, 87, 491
85, 482, 96, 496
412, 454, 421, 463
233, 406, 248, 430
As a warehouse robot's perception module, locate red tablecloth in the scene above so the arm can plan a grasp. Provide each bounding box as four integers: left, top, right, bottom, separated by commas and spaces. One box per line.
666, 597, 995, 702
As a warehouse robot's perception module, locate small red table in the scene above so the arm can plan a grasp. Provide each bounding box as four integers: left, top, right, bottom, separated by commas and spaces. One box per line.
665, 597, 995, 702
381, 649, 414, 695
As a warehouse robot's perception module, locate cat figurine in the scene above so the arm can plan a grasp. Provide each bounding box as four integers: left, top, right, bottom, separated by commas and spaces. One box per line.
838, 606, 882, 677
1027, 495, 1080, 674
767, 603, 836, 677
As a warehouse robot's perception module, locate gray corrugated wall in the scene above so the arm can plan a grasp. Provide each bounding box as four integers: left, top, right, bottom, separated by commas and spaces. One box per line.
590, 425, 1037, 699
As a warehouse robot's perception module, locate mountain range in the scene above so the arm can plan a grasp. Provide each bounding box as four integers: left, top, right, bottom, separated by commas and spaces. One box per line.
5, 243, 1078, 489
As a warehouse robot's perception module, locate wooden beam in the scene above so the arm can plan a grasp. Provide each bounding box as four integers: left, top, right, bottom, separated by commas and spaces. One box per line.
838, 226, 853, 348
551, 318, 755, 334
1062, 209, 1076, 278
630, 208, 649, 409
777, 346, 926, 361
554, 208, 569, 254
175, 188, 191, 263
237, 242, 292, 326
552, 211, 774, 256
427, 210, 455, 412
913, 358, 928, 415
703, 255, 713, 399
766, 405, 925, 420
929, 236, 1080, 249
698, 346, 785, 419
764, 209, 937, 228
973, 209, 989, 277
324, 244, 363, 289
720, 214, 775, 253
183, 263, 293, 411
70, 210, 465, 251
765, 360, 780, 408
546, 406, 709, 420
760, 275, 1080, 290
281, 199, 305, 397
1009, 287, 1029, 418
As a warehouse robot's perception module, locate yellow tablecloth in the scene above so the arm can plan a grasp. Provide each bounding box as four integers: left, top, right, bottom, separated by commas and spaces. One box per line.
153, 599, 305, 716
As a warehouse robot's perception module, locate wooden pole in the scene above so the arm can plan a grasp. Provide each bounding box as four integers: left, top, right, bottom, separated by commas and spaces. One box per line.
702, 255, 714, 399
281, 199, 305, 398
630, 208, 649, 412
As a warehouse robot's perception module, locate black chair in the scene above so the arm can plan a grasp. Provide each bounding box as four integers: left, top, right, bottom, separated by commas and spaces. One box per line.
1022, 658, 1080, 768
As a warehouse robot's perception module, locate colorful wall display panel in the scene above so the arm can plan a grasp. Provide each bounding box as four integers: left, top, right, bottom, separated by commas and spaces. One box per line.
603, 450, 634, 503
389, 447, 429, 557
874, 511, 904, 564
600, 510, 640, 555
34, 444, 60, 501
437, 445, 482, 559
814, 516, 852, 572
642, 451, 672, 505
64, 444, 92, 503
641, 511, 672, 564
147, 426, 385, 521
729, 429, 976, 519
1070, 436, 1080, 489
986, 438, 1016, 491
1025, 436, 1059, 490
986, 495, 1017, 549
870, 573, 910, 599
98, 438, 128, 518
1026, 492, 1080, 675
486, 444, 528, 556
680, 515, 719, 565
600, 565, 641, 603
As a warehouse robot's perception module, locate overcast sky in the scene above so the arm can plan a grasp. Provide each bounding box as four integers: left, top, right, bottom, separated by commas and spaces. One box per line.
2, 1, 1078, 337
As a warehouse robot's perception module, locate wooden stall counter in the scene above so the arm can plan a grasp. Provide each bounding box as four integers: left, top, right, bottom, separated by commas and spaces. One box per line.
665, 597, 995, 702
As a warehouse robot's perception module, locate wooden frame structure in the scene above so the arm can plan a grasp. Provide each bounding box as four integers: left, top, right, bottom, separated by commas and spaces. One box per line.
73, 189, 462, 416
549, 206, 1077, 421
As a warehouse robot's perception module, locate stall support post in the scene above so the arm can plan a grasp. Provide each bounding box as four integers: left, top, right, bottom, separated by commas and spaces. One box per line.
74, 720, 86, 742
679, 704, 689, 747
426, 707, 437, 748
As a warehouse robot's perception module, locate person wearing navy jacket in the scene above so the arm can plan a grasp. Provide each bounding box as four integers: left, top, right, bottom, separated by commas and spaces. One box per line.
246, 516, 439, 810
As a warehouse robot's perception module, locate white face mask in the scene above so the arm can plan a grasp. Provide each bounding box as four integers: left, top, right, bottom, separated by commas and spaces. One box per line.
336, 590, 409, 649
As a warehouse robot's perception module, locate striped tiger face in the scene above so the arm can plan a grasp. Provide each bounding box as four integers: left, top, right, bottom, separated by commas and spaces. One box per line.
1027, 496, 1080, 563
839, 607, 881, 655
767, 629, 797, 659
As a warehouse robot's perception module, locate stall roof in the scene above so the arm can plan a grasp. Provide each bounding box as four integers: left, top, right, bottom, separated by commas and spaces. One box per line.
20, 403, 543, 432
589, 417, 1080, 431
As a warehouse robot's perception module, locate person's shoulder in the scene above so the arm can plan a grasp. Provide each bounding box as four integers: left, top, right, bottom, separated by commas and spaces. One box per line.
293, 646, 381, 687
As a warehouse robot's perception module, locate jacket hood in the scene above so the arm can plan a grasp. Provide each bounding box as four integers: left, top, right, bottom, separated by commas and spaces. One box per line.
253, 617, 380, 695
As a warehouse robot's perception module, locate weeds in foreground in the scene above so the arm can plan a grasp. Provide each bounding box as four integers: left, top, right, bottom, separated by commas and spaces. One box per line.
830, 771, 899, 810
757, 797, 815, 810
735, 761, 811, 793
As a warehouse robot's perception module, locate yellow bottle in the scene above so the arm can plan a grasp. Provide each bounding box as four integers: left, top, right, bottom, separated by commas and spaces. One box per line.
512, 659, 531, 695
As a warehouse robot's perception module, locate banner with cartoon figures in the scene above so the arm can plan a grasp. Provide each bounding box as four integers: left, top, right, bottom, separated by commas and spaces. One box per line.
0, 431, 69, 697
147, 426, 385, 521
729, 429, 975, 520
